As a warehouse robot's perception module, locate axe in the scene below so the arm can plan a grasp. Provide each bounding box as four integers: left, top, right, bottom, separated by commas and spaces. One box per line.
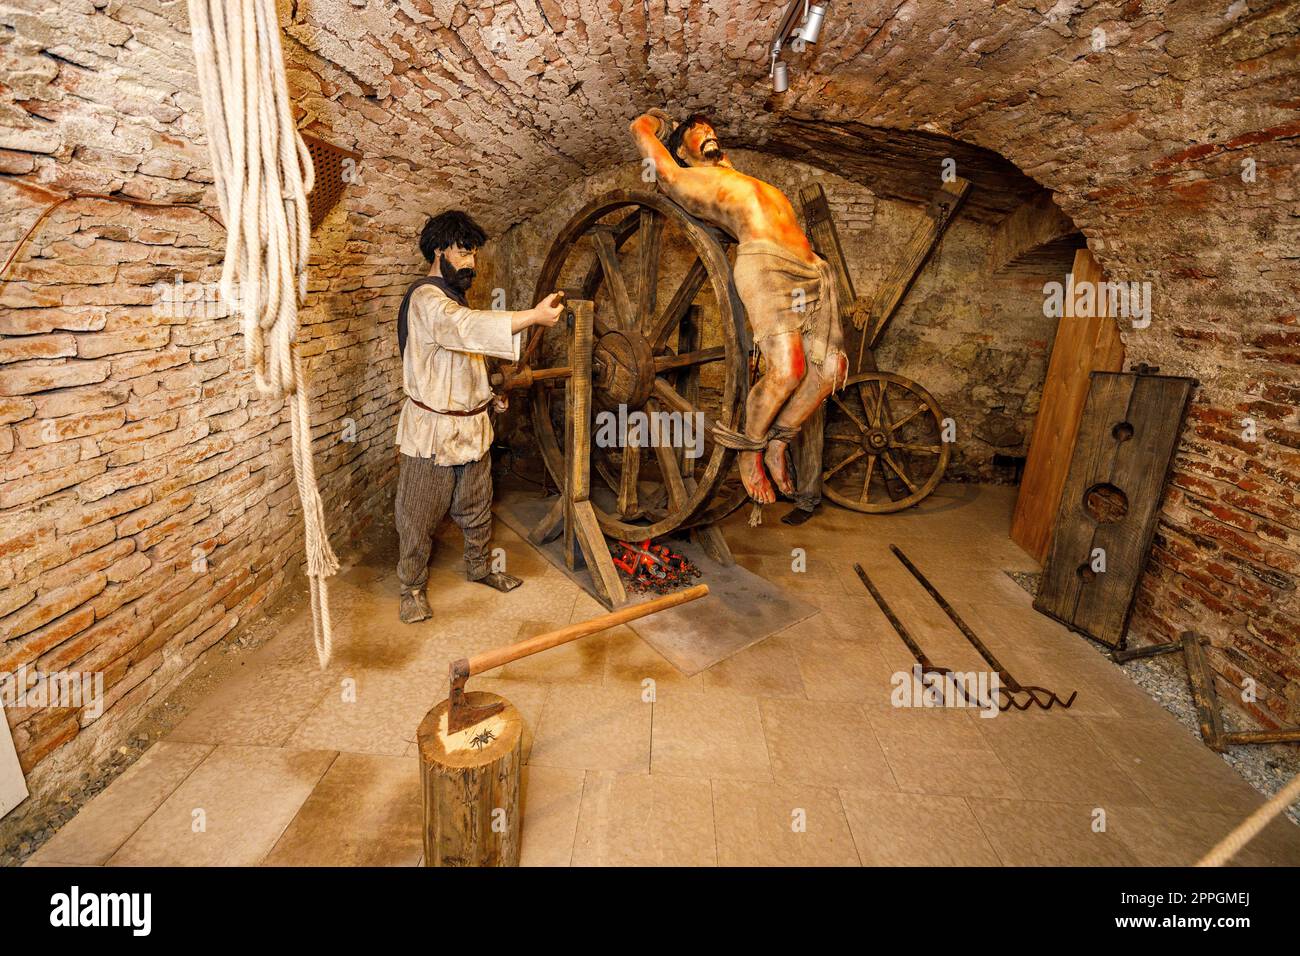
446, 583, 709, 733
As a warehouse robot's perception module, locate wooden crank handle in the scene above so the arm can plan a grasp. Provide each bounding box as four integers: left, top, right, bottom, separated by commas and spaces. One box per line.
491, 365, 575, 391
465, 583, 709, 676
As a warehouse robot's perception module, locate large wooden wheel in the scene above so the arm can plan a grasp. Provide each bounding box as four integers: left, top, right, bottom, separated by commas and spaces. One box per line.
822, 371, 950, 513
527, 189, 748, 540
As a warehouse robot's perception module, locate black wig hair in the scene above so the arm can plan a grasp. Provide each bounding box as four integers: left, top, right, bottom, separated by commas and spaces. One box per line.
666, 114, 715, 168
419, 210, 488, 263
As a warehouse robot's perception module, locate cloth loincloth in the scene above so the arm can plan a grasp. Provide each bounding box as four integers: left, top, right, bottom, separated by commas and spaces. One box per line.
732, 239, 846, 378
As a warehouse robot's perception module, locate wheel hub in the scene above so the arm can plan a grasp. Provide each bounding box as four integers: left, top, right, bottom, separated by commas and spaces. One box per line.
593, 329, 655, 410
863, 428, 890, 452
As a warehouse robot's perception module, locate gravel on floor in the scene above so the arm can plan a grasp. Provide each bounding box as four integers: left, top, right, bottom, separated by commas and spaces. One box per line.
1004, 569, 1300, 828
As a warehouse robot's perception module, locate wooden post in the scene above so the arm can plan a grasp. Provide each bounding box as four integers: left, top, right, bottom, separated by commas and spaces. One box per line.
1182, 631, 1226, 753
1011, 248, 1126, 562
540, 299, 628, 607
418, 691, 523, 866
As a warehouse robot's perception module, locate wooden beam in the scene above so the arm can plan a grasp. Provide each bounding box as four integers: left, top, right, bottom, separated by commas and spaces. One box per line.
1010, 248, 1126, 563
798, 183, 856, 304
1182, 631, 1227, 752
863, 177, 970, 353
591, 228, 634, 330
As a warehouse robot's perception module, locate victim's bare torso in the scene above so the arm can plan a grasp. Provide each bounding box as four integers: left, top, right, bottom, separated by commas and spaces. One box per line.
662, 165, 817, 264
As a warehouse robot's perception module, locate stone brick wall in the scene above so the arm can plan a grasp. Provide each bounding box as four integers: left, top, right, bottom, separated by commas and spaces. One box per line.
2, 0, 1297, 820
0, 0, 445, 817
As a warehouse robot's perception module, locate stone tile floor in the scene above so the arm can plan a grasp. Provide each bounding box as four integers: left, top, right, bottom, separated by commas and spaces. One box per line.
25, 483, 1300, 867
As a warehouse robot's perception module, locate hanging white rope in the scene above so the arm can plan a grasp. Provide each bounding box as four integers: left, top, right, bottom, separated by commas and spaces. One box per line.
187, 0, 339, 667
1196, 769, 1300, 867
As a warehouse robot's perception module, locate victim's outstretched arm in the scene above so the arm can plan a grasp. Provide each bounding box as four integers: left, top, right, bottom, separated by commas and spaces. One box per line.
628, 112, 729, 219
629, 112, 681, 189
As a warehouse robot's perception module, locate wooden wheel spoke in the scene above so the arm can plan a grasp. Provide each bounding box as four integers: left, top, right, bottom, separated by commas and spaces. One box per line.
888, 403, 927, 432
830, 392, 869, 433
591, 228, 635, 330
653, 377, 722, 453
860, 454, 878, 504
894, 442, 942, 454
649, 256, 707, 349
826, 430, 861, 442
882, 452, 918, 494
823, 447, 865, 480
653, 346, 726, 373
855, 380, 881, 428
652, 377, 701, 421
647, 400, 689, 510
636, 208, 662, 329
617, 439, 640, 517
594, 457, 622, 496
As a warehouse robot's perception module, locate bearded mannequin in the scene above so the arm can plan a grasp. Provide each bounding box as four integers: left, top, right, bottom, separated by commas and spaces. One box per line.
392, 210, 563, 623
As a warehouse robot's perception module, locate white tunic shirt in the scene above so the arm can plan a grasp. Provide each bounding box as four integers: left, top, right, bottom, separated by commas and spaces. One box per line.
396, 283, 522, 465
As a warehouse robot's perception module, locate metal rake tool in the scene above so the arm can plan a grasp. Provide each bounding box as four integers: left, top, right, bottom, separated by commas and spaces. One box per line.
852, 563, 994, 710
889, 545, 1077, 711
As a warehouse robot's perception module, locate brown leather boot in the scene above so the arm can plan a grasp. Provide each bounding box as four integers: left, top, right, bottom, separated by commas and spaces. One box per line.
399, 589, 432, 623
473, 572, 523, 593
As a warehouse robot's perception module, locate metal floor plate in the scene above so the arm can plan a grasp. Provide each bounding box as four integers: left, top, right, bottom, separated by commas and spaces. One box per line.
496, 493, 817, 676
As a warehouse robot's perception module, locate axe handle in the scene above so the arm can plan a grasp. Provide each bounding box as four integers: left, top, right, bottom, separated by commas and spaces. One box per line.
466, 583, 709, 676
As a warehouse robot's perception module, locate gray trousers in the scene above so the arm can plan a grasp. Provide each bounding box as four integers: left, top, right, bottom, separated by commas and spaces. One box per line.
789, 404, 824, 512
395, 452, 494, 591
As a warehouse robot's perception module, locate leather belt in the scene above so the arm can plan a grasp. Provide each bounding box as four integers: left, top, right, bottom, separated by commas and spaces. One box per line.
407, 395, 493, 417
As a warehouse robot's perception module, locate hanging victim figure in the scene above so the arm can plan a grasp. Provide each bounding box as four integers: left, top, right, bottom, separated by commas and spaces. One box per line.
628, 110, 849, 509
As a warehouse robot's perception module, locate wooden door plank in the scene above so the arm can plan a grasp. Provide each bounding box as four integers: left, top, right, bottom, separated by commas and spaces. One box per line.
1011, 248, 1125, 562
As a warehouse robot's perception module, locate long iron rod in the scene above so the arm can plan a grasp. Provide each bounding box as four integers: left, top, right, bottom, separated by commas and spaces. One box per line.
852, 562, 982, 708
889, 545, 1019, 687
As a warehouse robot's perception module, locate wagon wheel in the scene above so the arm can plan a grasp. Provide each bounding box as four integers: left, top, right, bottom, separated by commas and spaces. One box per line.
821, 371, 950, 513
526, 189, 748, 541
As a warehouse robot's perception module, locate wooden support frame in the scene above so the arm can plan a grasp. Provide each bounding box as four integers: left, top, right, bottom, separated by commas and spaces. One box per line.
1179, 630, 1300, 750
859, 177, 971, 364
799, 180, 967, 506
1182, 630, 1227, 753
537, 299, 628, 608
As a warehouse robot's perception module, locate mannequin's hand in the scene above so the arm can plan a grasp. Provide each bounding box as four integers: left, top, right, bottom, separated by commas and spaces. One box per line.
644, 108, 675, 142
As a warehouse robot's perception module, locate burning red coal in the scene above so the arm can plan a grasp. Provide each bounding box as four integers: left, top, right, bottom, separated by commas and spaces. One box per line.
609, 539, 702, 594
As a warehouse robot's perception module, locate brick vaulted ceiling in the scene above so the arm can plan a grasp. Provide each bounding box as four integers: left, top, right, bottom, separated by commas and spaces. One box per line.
279, 0, 1296, 242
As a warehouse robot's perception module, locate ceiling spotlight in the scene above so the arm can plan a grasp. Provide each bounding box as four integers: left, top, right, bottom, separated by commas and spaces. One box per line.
797, 4, 828, 45
771, 59, 789, 93
769, 1, 830, 92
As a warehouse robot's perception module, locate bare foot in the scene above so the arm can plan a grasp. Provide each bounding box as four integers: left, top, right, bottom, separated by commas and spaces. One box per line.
764, 439, 795, 496
739, 450, 776, 504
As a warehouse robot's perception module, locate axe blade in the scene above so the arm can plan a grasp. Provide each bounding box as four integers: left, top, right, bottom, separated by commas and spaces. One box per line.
446, 658, 505, 735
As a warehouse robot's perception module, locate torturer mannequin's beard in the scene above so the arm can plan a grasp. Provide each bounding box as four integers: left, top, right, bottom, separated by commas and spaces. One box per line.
440, 256, 476, 294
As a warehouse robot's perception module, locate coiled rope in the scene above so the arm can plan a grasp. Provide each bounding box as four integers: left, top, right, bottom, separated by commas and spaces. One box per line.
187, 0, 339, 667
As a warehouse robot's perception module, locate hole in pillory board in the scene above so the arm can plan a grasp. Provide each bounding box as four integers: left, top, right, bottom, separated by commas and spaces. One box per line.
301, 133, 359, 232
1082, 482, 1129, 524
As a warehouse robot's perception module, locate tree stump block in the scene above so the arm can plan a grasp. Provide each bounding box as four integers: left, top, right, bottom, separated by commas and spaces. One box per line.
417, 691, 523, 867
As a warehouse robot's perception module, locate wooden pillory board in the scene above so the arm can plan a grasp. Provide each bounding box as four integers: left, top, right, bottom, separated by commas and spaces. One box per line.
1034, 370, 1196, 648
